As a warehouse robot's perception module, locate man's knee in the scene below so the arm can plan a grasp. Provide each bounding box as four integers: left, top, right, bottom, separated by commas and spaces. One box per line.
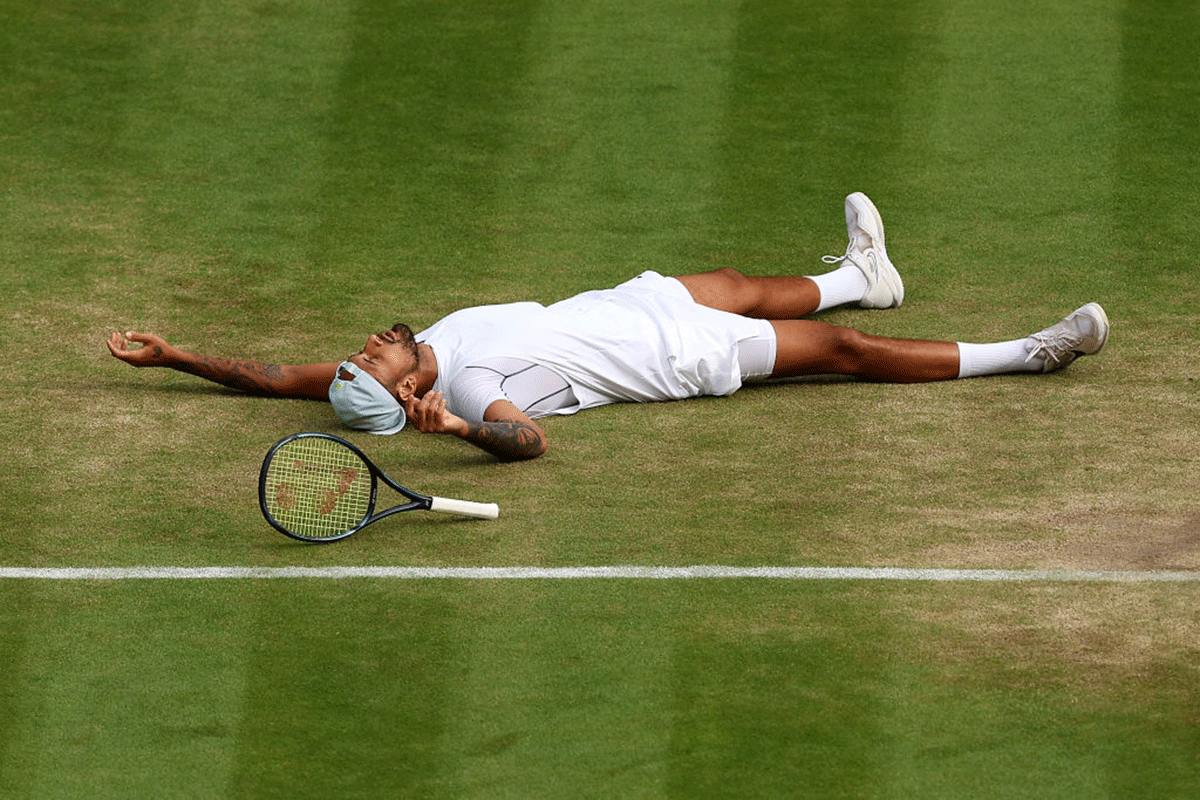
814, 326, 873, 372
711, 268, 768, 314
833, 325, 870, 350
677, 268, 759, 313
710, 266, 749, 284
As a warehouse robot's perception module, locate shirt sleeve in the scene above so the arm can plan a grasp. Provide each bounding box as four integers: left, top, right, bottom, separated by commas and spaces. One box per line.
447, 365, 509, 422
445, 357, 577, 421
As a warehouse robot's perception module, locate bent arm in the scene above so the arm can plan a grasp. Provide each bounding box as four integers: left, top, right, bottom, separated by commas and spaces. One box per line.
107, 331, 339, 401
473, 399, 548, 461
406, 393, 548, 462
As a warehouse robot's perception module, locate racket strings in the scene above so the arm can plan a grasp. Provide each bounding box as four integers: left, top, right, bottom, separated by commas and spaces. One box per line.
263, 438, 372, 539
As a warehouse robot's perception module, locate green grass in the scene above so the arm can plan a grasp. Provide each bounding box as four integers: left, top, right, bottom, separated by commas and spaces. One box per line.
2, 0, 1199, 796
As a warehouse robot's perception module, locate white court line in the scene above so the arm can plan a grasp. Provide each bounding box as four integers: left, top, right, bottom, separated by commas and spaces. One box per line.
0, 566, 1198, 582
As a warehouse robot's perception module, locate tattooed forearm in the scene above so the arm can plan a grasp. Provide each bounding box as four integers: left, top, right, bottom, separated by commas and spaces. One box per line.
181, 356, 290, 396
462, 419, 547, 462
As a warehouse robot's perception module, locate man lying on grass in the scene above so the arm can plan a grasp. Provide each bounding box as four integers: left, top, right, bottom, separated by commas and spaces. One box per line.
107, 193, 1108, 462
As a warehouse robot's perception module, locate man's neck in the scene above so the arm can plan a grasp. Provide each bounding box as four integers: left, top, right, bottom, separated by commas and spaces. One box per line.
413, 343, 439, 397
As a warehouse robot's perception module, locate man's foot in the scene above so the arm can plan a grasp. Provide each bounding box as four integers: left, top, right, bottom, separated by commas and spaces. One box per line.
823, 192, 904, 308
1025, 302, 1110, 372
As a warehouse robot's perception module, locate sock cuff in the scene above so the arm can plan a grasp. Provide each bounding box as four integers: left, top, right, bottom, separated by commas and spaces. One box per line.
956, 339, 1038, 378
806, 266, 868, 311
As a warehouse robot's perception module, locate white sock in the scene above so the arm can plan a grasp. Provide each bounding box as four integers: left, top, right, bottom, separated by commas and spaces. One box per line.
806, 266, 869, 311
956, 339, 1039, 378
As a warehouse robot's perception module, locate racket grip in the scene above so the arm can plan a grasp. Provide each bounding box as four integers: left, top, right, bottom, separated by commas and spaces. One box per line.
429, 496, 499, 520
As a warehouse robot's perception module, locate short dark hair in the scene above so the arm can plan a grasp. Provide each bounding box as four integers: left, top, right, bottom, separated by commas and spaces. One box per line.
389, 323, 419, 366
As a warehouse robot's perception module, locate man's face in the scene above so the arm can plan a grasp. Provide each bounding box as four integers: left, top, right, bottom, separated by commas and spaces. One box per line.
347, 326, 418, 397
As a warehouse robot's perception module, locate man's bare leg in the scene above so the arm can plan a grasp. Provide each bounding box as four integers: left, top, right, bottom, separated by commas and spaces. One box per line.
768, 319, 960, 382
766, 302, 1111, 382
676, 193, 903, 318
675, 251, 891, 319
675, 268, 824, 319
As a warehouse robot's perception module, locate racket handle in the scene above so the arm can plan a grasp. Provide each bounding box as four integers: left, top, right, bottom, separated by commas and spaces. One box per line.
429, 496, 499, 520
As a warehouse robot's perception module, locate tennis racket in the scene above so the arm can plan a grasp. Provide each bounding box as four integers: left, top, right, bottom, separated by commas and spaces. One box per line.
259, 432, 499, 542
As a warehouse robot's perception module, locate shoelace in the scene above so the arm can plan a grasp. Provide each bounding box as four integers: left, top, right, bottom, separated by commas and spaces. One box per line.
823, 246, 875, 277
821, 245, 853, 266
1024, 328, 1082, 365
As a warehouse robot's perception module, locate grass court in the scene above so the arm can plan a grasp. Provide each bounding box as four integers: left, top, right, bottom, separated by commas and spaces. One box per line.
1, 0, 1198, 796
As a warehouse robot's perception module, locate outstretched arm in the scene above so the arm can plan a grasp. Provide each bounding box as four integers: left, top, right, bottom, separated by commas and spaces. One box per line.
405, 393, 548, 462
106, 331, 340, 401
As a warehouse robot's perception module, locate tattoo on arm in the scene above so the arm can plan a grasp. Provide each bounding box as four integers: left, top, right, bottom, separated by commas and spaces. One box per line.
182, 356, 290, 396
462, 419, 546, 462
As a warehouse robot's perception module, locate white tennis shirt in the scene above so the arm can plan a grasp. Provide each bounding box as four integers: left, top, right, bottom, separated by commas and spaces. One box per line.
416, 271, 769, 422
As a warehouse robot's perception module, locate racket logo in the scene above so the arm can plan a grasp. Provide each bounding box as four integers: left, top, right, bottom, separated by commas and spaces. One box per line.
317, 468, 359, 516
268, 459, 309, 511
273, 482, 298, 511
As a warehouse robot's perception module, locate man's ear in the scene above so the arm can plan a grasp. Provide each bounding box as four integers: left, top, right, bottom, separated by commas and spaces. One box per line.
394, 373, 419, 402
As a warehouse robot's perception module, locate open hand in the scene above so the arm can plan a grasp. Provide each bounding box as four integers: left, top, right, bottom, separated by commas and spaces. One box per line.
106, 331, 177, 368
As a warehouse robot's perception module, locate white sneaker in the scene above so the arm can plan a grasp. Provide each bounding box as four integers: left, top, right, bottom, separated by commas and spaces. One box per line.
823, 192, 904, 308
1025, 303, 1110, 372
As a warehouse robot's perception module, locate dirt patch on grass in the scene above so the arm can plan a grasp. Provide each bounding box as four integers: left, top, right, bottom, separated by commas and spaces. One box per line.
904, 583, 1200, 695
1062, 512, 1200, 571
912, 508, 1200, 572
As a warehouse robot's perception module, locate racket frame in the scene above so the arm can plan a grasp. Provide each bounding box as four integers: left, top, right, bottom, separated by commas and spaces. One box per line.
259, 432, 435, 542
